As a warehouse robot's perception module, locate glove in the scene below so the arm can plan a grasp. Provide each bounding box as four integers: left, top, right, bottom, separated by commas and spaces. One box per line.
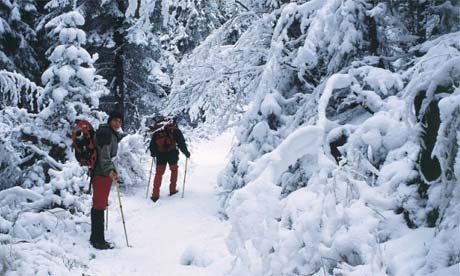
185, 151, 191, 158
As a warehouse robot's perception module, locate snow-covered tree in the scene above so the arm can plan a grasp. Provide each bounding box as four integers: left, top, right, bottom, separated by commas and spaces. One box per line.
0, 7, 112, 274
164, 11, 262, 128
206, 1, 460, 275
0, 0, 41, 81
121, 0, 231, 129
38, 10, 108, 125
0, 8, 109, 199
0, 70, 42, 111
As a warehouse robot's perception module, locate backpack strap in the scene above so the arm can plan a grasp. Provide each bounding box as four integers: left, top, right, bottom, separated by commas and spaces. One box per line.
96, 125, 112, 146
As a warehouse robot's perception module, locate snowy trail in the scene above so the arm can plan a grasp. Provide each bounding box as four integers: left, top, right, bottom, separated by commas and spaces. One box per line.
86, 132, 234, 276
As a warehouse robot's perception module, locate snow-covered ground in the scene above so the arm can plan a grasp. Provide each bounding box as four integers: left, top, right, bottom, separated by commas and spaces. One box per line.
86, 131, 234, 276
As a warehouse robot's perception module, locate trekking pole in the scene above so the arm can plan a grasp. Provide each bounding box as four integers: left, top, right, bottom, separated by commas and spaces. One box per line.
146, 157, 154, 198
181, 158, 189, 198
105, 204, 108, 231
115, 181, 130, 247
87, 181, 92, 195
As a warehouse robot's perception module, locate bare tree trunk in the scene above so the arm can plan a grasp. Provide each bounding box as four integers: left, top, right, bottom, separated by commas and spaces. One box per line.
114, 0, 126, 115
367, 15, 379, 56
416, 1, 428, 43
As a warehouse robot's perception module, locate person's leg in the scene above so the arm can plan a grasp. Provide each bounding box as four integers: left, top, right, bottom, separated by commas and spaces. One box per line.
90, 207, 97, 242
91, 175, 113, 249
169, 163, 178, 195
168, 151, 180, 195
92, 175, 112, 210
152, 156, 167, 199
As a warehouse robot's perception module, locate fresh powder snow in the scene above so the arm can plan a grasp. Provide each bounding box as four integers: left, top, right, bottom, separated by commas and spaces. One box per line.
86, 131, 234, 276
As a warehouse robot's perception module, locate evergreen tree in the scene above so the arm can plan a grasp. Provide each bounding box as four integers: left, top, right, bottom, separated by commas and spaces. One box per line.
85, 0, 230, 129
39, 9, 108, 125
0, 0, 41, 81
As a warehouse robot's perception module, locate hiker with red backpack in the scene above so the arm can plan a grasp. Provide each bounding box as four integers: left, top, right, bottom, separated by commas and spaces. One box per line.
149, 116, 190, 202
90, 111, 124, 249
72, 111, 130, 249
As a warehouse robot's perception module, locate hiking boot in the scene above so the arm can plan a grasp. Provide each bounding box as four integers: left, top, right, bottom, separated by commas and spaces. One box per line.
91, 240, 114, 250
169, 190, 179, 196
150, 196, 159, 203
90, 208, 114, 250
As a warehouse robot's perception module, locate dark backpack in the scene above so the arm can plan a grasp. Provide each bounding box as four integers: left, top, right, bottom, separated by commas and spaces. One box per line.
151, 120, 177, 153
71, 120, 97, 170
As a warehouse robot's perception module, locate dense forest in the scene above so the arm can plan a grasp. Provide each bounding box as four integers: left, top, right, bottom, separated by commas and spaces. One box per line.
0, 0, 459, 275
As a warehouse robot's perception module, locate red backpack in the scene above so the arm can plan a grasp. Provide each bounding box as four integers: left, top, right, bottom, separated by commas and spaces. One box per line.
71, 120, 97, 170
152, 120, 177, 153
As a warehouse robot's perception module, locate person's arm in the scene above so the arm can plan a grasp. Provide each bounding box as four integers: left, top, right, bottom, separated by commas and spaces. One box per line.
174, 129, 190, 157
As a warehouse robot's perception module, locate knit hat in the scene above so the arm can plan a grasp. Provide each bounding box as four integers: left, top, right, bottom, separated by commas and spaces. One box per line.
107, 110, 123, 124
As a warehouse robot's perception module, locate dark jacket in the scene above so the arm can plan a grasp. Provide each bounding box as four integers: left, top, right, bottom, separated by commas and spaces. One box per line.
93, 124, 122, 176
149, 124, 190, 158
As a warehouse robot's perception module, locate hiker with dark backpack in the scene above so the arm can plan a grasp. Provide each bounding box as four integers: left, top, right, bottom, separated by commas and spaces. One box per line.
149, 116, 190, 202
90, 111, 123, 249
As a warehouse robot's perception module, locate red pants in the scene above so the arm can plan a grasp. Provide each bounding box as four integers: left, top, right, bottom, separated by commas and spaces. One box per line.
92, 175, 112, 210
152, 163, 178, 198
